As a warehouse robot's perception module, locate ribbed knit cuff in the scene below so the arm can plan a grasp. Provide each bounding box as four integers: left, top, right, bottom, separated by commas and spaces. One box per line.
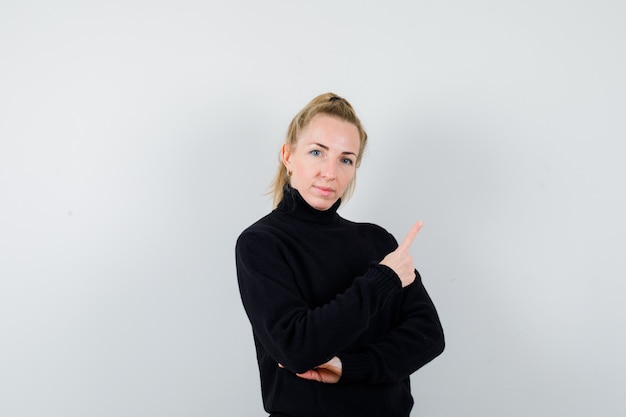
338, 351, 373, 384
367, 263, 402, 295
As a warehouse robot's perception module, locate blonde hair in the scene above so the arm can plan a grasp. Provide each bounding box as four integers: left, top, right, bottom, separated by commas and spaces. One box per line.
270, 92, 368, 207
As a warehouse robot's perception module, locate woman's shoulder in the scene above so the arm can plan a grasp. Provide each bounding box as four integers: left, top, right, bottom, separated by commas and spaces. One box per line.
236, 211, 287, 246
339, 218, 398, 246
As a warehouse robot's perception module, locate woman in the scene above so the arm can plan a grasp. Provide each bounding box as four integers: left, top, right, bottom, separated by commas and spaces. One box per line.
235, 93, 445, 417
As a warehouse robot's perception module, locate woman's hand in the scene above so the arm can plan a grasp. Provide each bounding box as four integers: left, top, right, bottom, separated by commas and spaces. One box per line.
284, 356, 343, 384
380, 221, 423, 288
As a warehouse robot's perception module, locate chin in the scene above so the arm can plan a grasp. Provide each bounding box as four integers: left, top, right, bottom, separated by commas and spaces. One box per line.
313, 204, 333, 211
305, 196, 336, 211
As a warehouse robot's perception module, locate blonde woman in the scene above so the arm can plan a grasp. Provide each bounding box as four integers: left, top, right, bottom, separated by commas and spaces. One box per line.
236, 93, 445, 417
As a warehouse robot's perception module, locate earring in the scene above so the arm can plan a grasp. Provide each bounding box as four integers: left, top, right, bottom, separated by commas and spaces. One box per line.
288, 170, 293, 177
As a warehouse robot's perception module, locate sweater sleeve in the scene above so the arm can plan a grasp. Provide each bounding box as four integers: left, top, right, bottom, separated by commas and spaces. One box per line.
235, 230, 402, 374
338, 271, 445, 384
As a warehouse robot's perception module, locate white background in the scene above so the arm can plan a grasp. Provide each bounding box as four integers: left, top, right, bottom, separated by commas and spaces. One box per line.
1, 1, 625, 416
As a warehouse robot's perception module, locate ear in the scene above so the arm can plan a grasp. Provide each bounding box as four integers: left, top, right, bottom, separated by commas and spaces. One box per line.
281, 143, 292, 168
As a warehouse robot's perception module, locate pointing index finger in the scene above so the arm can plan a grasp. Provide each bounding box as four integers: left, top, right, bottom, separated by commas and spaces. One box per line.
399, 221, 423, 251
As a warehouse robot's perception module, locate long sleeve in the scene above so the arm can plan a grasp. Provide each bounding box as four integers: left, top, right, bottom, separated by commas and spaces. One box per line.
339, 272, 445, 384
236, 230, 402, 374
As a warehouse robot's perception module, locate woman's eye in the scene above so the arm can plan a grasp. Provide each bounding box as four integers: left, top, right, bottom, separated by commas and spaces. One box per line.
341, 158, 354, 165
310, 150, 322, 157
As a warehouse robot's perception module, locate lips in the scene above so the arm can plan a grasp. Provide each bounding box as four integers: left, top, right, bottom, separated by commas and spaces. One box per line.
314, 185, 335, 197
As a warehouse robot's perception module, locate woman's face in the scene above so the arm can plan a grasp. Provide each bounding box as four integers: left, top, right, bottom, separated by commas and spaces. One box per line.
282, 114, 360, 211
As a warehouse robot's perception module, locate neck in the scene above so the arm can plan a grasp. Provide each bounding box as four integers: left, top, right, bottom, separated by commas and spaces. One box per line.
278, 185, 341, 225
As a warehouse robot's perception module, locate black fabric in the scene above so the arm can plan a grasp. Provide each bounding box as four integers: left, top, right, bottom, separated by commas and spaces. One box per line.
235, 186, 445, 417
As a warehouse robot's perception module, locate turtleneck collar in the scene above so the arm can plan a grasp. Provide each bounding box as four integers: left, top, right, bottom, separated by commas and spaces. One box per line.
277, 185, 341, 225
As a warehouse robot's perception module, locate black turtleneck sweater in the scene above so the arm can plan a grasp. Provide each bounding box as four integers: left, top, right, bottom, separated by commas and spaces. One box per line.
235, 187, 445, 417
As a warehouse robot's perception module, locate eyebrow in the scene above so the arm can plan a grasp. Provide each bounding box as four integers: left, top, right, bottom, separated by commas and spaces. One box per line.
310, 142, 358, 157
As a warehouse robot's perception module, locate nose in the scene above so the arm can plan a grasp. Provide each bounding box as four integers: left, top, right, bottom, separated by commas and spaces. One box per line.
321, 158, 336, 180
